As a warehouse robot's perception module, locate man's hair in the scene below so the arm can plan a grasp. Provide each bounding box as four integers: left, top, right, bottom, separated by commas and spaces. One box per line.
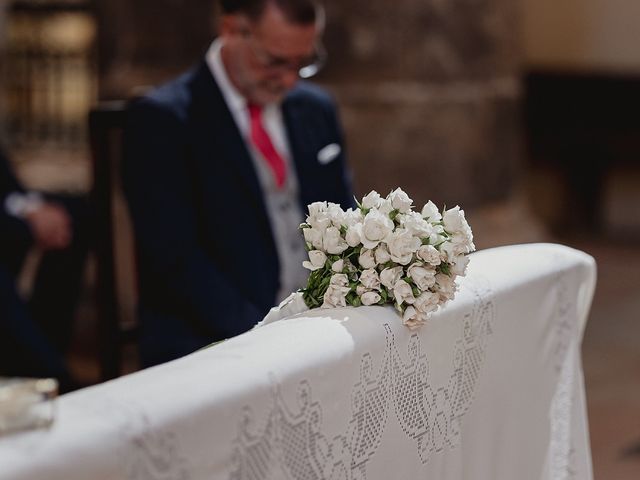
220, 0, 318, 24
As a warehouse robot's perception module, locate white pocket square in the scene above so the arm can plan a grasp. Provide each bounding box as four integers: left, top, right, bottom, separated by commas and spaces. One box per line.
317, 143, 341, 165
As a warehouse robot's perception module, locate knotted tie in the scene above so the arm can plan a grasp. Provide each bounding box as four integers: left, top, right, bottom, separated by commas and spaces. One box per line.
247, 103, 287, 188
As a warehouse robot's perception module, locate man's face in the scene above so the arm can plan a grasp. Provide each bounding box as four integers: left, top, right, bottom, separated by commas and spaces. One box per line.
221, 3, 319, 105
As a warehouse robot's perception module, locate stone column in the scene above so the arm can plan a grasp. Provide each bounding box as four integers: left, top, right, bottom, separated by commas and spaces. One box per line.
320, 0, 524, 210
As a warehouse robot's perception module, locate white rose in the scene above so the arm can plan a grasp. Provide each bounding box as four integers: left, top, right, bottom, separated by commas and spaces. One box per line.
442, 206, 475, 253
302, 250, 327, 271
388, 188, 413, 213
308, 201, 327, 217
343, 208, 364, 227
434, 273, 457, 303
307, 201, 331, 230
378, 199, 394, 216
356, 284, 369, 296
386, 228, 421, 265
362, 191, 382, 209
393, 279, 416, 305
303, 226, 324, 250
380, 266, 404, 289
375, 244, 391, 265
441, 236, 473, 261
322, 284, 351, 308
421, 201, 442, 222
407, 262, 437, 291
358, 248, 377, 269
450, 255, 470, 276
345, 226, 361, 247
359, 268, 381, 291
327, 202, 346, 227
361, 291, 381, 306
323, 226, 348, 255
360, 209, 394, 249
417, 244, 441, 266
414, 290, 440, 315
402, 306, 427, 330
330, 273, 349, 288
453, 232, 476, 255
400, 211, 433, 237
332, 259, 344, 273
442, 206, 466, 232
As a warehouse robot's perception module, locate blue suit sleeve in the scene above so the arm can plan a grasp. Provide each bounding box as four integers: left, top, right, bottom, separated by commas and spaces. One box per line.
122, 98, 263, 339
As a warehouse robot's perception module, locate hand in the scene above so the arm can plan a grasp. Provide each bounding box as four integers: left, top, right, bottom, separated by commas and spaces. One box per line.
25, 202, 73, 251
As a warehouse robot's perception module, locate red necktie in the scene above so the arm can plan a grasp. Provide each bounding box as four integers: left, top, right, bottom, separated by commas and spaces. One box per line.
248, 103, 287, 188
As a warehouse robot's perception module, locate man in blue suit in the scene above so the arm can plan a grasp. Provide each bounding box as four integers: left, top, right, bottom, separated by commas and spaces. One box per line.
123, 0, 354, 367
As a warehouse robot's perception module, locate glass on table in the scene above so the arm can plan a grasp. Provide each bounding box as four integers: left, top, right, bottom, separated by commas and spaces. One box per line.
0, 377, 58, 436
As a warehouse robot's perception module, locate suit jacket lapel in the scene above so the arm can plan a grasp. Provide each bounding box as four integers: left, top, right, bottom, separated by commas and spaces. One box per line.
282, 95, 317, 212
188, 62, 277, 257
190, 63, 265, 205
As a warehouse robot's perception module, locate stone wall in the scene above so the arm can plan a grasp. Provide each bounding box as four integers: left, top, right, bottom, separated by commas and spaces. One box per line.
321, 0, 523, 208
95, 0, 216, 99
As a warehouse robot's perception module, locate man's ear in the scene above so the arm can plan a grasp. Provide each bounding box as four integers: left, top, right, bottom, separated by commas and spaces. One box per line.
219, 14, 249, 38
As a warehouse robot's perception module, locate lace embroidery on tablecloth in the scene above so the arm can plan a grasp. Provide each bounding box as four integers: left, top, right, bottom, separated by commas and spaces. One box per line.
551, 272, 576, 373
549, 347, 578, 480
549, 271, 580, 480
230, 276, 495, 480
0, 394, 191, 480
65, 396, 191, 480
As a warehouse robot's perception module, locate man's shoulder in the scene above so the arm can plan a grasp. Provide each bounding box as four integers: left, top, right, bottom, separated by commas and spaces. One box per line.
128, 63, 210, 120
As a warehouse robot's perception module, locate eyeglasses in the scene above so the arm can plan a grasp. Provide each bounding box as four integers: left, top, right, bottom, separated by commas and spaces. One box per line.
243, 31, 327, 79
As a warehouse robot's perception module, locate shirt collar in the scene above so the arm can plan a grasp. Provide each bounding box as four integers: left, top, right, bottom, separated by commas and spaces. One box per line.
205, 38, 247, 115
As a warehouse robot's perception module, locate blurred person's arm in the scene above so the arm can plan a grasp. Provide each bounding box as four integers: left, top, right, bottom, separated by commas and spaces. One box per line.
1, 149, 72, 251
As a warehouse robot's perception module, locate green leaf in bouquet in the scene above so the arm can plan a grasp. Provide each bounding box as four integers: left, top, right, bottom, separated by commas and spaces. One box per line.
389, 209, 400, 221
303, 290, 321, 308
380, 288, 389, 303
346, 291, 361, 307
345, 246, 361, 260
438, 262, 451, 276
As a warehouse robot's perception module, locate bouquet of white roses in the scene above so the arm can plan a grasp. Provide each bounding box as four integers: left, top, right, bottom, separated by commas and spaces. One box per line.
300, 188, 475, 329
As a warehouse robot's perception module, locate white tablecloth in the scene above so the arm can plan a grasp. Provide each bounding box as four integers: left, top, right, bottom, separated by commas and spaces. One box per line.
0, 243, 596, 480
